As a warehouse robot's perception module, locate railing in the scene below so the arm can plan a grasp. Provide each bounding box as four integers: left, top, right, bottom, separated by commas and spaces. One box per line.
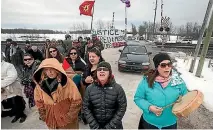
154, 42, 213, 50
153, 42, 213, 59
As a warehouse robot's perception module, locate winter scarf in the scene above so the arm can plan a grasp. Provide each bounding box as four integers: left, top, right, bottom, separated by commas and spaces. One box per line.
155, 76, 171, 88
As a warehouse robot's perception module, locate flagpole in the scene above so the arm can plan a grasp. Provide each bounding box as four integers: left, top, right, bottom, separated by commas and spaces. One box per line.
125, 5, 127, 40
90, 0, 95, 34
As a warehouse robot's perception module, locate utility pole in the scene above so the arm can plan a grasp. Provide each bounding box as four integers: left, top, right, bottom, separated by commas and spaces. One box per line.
195, 8, 213, 77
90, 0, 96, 33
189, 0, 213, 73
153, 0, 158, 40
111, 12, 115, 29
125, 5, 127, 40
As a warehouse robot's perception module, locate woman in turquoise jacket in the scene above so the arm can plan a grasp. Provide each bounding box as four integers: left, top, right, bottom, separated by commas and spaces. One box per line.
134, 53, 188, 129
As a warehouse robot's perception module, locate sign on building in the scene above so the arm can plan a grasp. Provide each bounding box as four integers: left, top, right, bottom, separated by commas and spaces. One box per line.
91, 29, 125, 48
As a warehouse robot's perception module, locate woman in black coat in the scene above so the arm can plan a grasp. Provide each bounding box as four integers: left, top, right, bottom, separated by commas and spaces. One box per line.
83, 61, 127, 129
21, 53, 40, 108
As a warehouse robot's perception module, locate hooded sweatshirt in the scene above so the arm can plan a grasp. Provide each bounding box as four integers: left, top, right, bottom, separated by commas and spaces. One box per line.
33, 58, 82, 129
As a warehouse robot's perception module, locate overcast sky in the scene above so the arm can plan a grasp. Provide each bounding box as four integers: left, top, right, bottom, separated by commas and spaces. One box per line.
1, 0, 209, 31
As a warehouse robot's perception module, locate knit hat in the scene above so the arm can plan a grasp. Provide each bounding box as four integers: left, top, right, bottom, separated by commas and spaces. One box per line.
153, 53, 171, 68
6, 39, 12, 42
26, 40, 30, 44
97, 61, 111, 72
96, 61, 113, 83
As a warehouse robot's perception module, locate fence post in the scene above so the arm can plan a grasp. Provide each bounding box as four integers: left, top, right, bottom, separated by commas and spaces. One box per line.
208, 59, 212, 68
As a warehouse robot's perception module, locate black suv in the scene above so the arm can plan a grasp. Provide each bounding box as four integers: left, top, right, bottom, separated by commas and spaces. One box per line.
118, 42, 152, 72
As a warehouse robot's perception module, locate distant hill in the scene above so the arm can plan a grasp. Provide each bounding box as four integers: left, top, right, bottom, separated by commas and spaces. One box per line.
1, 28, 95, 34
1, 28, 67, 34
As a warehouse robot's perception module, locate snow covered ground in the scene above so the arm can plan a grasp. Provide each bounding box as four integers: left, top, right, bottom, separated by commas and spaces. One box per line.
1, 34, 91, 41
176, 56, 213, 112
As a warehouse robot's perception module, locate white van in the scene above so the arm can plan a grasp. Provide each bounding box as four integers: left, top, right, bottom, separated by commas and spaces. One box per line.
181, 39, 192, 44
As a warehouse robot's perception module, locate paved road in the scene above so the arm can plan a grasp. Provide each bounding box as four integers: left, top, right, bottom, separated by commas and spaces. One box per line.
2, 42, 213, 129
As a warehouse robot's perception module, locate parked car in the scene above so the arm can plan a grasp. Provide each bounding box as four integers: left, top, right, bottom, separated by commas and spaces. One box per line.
181, 39, 192, 44
127, 36, 132, 40
118, 41, 152, 72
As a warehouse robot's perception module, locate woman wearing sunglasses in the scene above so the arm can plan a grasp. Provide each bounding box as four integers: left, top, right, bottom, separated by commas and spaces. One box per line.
83, 61, 127, 129
81, 47, 105, 124
134, 53, 188, 129
63, 47, 86, 90
47, 46, 64, 63
21, 53, 41, 108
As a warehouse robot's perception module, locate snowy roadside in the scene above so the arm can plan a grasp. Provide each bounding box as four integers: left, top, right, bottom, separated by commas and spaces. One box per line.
175, 56, 213, 112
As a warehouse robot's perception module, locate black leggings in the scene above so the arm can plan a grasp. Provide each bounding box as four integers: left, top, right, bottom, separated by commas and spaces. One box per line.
1, 96, 26, 118
138, 115, 177, 129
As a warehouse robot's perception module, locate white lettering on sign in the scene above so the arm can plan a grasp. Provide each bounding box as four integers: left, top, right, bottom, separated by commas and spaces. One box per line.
91, 29, 126, 48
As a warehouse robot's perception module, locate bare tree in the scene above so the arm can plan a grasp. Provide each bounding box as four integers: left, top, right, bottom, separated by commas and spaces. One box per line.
147, 21, 154, 40
155, 22, 161, 33
76, 22, 88, 31
172, 26, 178, 35
70, 23, 77, 32
95, 19, 105, 30
192, 22, 201, 39
131, 24, 137, 36
105, 21, 112, 29
138, 25, 146, 36
168, 22, 174, 33
186, 22, 194, 38
81, 22, 88, 31
177, 25, 186, 36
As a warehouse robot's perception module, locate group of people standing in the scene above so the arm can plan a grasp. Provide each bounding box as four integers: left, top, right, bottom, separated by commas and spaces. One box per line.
2, 34, 128, 129
2, 34, 188, 129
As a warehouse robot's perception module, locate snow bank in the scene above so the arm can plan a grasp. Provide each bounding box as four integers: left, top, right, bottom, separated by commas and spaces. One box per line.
176, 57, 213, 112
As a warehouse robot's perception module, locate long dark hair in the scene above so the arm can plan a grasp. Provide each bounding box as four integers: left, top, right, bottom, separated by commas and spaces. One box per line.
144, 69, 172, 88
78, 36, 83, 42
88, 47, 104, 68
67, 47, 80, 60
144, 69, 159, 88
47, 46, 63, 63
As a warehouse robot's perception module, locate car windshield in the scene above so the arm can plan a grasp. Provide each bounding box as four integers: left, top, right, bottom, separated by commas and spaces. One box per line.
123, 46, 147, 54
183, 39, 191, 41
